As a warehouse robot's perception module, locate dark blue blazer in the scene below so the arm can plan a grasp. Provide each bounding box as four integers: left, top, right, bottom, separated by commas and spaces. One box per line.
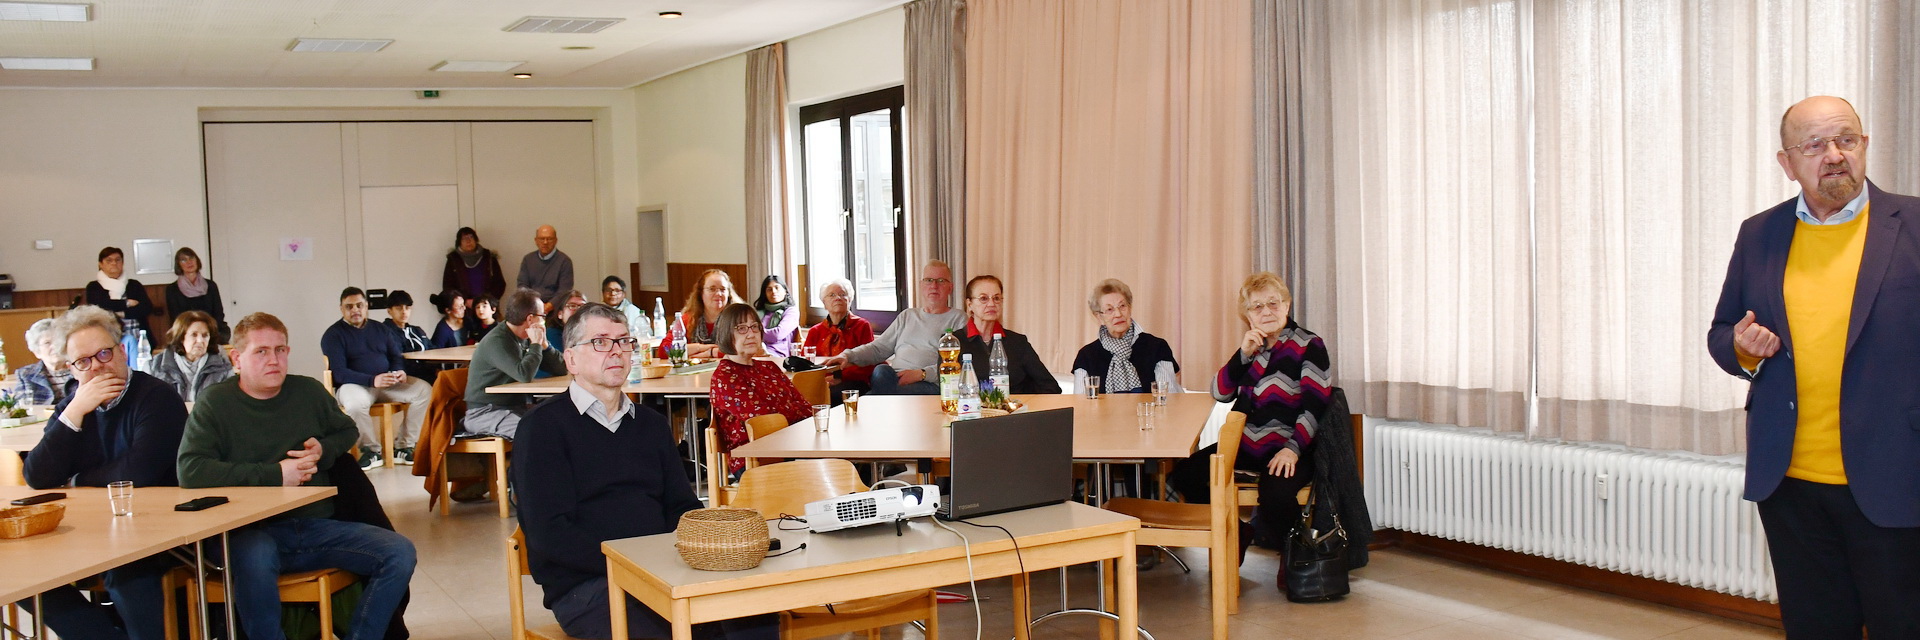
1708, 181, 1920, 527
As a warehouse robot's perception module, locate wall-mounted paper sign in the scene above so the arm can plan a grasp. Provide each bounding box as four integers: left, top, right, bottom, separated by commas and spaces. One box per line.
280, 237, 314, 261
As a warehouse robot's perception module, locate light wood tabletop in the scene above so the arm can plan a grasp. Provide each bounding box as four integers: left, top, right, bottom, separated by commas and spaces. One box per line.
402, 345, 476, 362
731, 393, 1221, 461
602, 501, 1141, 640
0, 407, 55, 452
0, 485, 336, 603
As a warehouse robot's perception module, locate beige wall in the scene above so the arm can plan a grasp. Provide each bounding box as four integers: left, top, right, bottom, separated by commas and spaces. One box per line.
0, 88, 638, 292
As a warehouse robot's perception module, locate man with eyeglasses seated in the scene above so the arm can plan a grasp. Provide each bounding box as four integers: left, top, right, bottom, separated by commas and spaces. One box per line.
513, 302, 777, 640
462, 288, 564, 440
15, 305, 186, 640
821, 260, 965, 395
177, 311, 417, 640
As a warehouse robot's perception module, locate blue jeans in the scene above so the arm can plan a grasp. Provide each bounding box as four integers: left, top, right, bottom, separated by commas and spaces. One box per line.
225, 518, 417, 640
869, 365, 940, 396
12, 554, 173, 640
552, 576, 778, 640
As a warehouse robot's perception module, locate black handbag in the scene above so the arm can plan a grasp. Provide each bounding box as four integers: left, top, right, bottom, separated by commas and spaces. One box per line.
1283, 484, 1351, 602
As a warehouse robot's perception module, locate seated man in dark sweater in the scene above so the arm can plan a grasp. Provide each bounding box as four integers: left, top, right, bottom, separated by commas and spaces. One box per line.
322, 286, 431, 468
16, 305, 186, 640
513, 303, 776, 640
179, 312, 417, 640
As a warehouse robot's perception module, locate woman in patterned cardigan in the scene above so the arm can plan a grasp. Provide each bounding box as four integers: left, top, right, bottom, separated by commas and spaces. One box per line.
1169, 272, 1333, 552
709, 303, 814, 476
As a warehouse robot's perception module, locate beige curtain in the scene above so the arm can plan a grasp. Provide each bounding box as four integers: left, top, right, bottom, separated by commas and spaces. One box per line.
965, 0, 1252, 389
905, 0, 968, 300
1252, 0, 1334, 330
745, 43, 791, 286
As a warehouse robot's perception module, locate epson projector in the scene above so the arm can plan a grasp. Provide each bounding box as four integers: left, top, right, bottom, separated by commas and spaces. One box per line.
804, 485, 942, 533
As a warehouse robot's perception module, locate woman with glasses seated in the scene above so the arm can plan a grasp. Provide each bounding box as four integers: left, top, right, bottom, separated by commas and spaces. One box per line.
545, 289, 588, 348
1071, 278, 1180, 394
803, 279, 875, 397
708, 303, 813, 475
11, 319, 71, 405
655, 269, 743, 361
959, 276, 1061, 395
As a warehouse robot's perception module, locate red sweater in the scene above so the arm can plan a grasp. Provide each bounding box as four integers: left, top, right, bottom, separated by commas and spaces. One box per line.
803, 315, 876, 384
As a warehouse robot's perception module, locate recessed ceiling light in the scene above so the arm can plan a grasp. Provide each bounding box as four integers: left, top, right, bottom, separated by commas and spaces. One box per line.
504, 16, 623, 34
0, 56, 93, 70
513, 73, 534, 79
431, 60, 526, 73
561, 46, 595, 51
288, 38, 392, 53
0, 2, 90, 22
658, 11, 683, 19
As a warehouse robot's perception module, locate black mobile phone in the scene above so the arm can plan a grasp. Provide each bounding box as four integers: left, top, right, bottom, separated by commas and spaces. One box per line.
174, 496, 230, 512
9, 493, 66, 506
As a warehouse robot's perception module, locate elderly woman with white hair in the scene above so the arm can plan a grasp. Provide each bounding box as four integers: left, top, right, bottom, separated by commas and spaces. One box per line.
802, 278, 875, 395
1071, 278, 1180, 394
11, 318, 72, 404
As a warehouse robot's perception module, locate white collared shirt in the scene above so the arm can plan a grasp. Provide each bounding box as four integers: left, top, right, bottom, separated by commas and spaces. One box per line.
1793, 187, 1870, 225
567, 380, 634, 433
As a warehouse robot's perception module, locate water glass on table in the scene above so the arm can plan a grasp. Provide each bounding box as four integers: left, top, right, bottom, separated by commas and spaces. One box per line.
1084, 376, 1102, 399
1136, 402, 1155, 430
108, 481, 134, 516
812, 404, 832, 433
1152, 380, 1170, 406
842, 390, 860, 418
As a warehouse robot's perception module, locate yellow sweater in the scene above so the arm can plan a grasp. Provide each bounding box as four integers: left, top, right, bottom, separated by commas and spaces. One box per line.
1780, 206, 1870, 485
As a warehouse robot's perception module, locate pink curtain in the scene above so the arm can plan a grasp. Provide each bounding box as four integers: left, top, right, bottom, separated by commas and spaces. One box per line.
964, 0, 1252, 389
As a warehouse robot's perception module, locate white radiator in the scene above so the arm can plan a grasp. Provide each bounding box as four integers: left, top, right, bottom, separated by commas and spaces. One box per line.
1365, 422, 1775, 602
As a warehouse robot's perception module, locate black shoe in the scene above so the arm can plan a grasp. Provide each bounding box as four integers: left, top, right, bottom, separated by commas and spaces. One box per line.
1238, 521, 1254, 567
358, 450, 382, 470
393, 447, 415, 466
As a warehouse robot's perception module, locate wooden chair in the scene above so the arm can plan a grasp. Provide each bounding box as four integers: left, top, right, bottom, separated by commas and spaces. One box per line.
507, 528, 587, 640
1103, 411, 1248, 640
742, 414, 790, 470
706, 414, 794, 506
428, 368, 513, 518
183, 568, 360, 640
790, 368, 831, 407
731, 459, 939, 640
0, 450, 23, 486
320, 355, 408, 468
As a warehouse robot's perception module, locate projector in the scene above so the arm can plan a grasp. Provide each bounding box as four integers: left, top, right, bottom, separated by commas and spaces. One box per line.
804, 485, 942, 533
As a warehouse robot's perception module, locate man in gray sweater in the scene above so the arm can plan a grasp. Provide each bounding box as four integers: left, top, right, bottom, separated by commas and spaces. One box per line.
463, 288, 564, 439
516, 224, 574, 314
825, 260, 965, 395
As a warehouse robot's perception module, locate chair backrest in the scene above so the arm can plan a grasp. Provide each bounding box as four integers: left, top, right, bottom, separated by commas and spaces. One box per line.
320, 355, 334, 395
704, 427, 729, 507
790, 368, 831, 406
745, 414, 790, 440
730, 459, 867, 521
507, 527, 532, 640
0, 450, 24, 487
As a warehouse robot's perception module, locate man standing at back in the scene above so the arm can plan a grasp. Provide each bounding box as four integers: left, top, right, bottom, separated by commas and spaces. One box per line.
322, 287, 430, 469
1708, 95, 1920, 638
517, 225, 574, 314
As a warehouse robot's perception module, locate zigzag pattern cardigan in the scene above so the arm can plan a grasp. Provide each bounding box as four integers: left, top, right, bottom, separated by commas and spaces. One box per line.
1211, 321, 1332, 461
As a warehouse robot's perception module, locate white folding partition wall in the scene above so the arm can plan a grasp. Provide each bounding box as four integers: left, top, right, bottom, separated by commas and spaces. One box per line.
204, 120, 597, 379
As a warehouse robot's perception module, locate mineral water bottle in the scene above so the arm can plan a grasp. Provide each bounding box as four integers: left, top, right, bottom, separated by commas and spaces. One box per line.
938, 329, 962, 414
134, 330, 152, 372
987, 333, 1010, 409
957, 354, 981, 419
652, 298, 667, 338
669, 312, 688, 366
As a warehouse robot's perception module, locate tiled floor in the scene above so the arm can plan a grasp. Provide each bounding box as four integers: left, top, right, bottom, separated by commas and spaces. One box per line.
370, 468, 1784, 640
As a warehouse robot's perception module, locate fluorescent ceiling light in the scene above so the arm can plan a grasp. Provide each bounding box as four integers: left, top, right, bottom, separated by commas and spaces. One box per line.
0, 56, 93, 70
0, 2, 90, 22
504, 16, 623, 34
288, 38, 392, 53
430, 60, 526, 72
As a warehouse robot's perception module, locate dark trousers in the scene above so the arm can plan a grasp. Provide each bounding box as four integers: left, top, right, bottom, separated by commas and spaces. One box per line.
553, 577, 779, 640
1757, 477, 1920, 639
12, 555, 174, 640
1168, 444, 1316, 546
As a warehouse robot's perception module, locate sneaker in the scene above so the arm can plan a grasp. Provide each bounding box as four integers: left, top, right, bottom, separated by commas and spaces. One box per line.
393, 447, 415, 466
358, 449, 383, 470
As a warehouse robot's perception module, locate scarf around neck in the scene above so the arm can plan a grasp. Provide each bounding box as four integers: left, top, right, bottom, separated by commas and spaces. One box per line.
96, 271, 129, 299
458, 247, 485, 269
176, 273, 209, 298
1098, 321, 1143, 393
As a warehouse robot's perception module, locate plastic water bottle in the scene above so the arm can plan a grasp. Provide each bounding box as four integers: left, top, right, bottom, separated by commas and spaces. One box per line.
938, 329, 962, 413
652, 298, 667, 338
987, 333, 1010, 409
669, 312, 688, 366
122, 329, 140, 369
957, 354, 981, 419
134, 330, 152, 372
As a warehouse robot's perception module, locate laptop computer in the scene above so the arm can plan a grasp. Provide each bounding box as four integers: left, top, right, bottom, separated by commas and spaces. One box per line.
937, 407, 1074, 520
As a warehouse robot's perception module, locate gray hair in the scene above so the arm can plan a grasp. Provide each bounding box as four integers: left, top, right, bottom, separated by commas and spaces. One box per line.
52, 306, 122, 361
1087, 278, 1134, 315
820, 278, 855, 301
562, 302, 629, 349
24, 318, 55, 351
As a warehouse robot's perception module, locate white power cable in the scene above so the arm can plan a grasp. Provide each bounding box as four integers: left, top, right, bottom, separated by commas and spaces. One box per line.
932, 518, 985, 640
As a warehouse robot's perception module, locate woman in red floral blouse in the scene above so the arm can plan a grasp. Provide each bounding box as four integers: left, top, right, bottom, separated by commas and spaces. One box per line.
710, 303, 814, 474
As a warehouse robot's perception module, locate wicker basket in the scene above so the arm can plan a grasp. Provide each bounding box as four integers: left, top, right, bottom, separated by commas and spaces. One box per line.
0, 503, 66, 539
675, 508, 770, 571
638, 363, 672, 379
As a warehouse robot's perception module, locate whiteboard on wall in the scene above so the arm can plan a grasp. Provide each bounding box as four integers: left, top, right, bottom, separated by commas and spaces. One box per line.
360, 185, 459, 313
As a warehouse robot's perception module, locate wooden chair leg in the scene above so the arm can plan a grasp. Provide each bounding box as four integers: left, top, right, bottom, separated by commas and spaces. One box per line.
437, 456, 452, 516
923, 589, 940, 640
381, 410, 397, 469
316, 572, 334, 640
493, 450, 511, 518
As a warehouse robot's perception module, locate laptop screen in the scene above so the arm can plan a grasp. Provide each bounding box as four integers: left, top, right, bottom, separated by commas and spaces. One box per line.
939, 407, 1075, 520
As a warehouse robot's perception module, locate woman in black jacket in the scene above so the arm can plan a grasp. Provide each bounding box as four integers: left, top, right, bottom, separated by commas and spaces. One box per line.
958, 275, 1062, 395
84, 246, 154, 337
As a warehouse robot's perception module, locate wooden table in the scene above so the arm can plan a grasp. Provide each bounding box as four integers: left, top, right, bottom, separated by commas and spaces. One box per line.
602, 501, 1140, 640
402, 345, 476, 362
0, 486, 335, 639
732, 393, 1219, 461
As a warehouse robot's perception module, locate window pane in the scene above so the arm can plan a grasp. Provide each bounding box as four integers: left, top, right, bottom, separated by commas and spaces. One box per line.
803, 119, 845, 307
849, 108, 896, 311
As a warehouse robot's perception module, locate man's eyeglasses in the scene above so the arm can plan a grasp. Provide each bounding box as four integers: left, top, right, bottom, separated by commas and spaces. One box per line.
571, 337, 639, 353
921, 278, 952, 285
69, 347, 118, 372
1786, 134, 1863, 157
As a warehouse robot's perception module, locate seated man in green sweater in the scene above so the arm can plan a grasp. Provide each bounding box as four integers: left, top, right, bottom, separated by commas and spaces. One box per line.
178, 312, 417, 640
462, 287, 564, 440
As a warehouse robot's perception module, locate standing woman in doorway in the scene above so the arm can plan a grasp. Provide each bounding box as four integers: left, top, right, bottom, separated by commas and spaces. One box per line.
164, 247, 229, 343
85, 246, 155, 337
441, 227, 506, 315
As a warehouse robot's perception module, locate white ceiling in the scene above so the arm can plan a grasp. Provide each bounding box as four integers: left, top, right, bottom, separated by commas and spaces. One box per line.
0, 0, 905, 88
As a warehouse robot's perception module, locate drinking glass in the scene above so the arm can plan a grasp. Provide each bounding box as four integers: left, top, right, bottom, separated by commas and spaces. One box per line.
108, 481, 134, 516
842, 390, 861, 418
1084, 376, 1102, 399
812, 404, 832, 433
1152, 381, 1170, 406
1136, 402, 1155, 430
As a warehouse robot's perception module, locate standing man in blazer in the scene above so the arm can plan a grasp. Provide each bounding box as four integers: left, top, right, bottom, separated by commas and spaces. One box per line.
1708, 95, 1920, 638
